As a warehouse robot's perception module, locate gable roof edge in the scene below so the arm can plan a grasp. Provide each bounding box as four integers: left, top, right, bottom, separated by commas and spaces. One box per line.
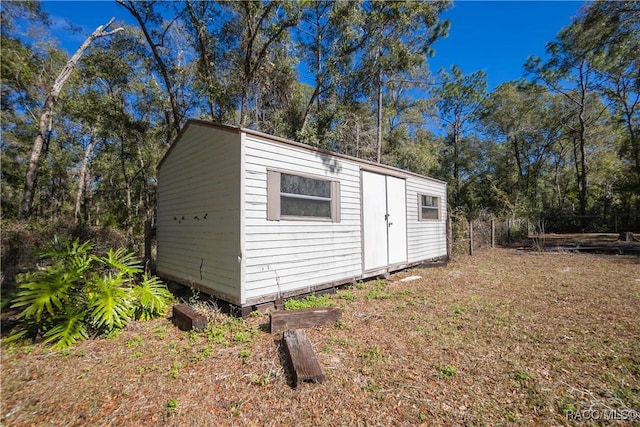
157, 119, 447, 186
156, 120, 241, 171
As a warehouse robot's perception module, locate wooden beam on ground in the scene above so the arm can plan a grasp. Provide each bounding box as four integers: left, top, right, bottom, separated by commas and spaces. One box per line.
270, 306, 342, 333
618, 231, 638, 242
283, 329, 325, 387
172, 303, 208, 331
399, 275, 422, 283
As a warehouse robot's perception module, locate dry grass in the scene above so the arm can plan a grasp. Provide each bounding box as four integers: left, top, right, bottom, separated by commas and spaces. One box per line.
2, 248, 639, 426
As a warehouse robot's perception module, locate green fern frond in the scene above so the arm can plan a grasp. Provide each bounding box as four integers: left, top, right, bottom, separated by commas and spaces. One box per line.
87, 274, 133, 331
131, 275, 173, 320
68, 254, 94, 276
3, 317, 40, 345
38, 237, 94, 261
11, 267, 79, 322
42, 314, 89, 349
8, 237, 157, 348
98, 248, 143, 277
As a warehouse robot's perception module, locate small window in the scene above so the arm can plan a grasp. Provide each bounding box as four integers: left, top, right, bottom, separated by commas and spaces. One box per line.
419, 194, 440, 220
267, 170, 340, 221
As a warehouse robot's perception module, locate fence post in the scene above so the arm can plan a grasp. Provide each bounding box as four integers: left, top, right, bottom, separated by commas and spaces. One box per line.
446, 214, 452, 260
468, 219, 474, 256
491, 219, 495, 248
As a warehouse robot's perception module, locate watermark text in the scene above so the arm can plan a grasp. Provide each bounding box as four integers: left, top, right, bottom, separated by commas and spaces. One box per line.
566, 408, 639, 422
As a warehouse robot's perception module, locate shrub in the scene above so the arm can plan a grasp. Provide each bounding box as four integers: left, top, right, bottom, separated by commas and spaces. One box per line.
7, 237, 173, 348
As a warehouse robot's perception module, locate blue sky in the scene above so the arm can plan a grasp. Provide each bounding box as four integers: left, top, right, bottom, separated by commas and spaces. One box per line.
41, 0, 585, 91
428, 1, 584, 89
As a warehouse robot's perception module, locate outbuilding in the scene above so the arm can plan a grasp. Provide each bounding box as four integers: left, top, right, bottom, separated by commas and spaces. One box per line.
156, 120, 447, 313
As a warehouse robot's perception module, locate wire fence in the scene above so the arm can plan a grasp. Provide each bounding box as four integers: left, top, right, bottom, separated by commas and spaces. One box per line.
448, 210, 531, 257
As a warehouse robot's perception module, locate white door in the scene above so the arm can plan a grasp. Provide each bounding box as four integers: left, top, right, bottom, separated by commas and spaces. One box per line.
362, 171, 407, 271
386, 176, 407, 265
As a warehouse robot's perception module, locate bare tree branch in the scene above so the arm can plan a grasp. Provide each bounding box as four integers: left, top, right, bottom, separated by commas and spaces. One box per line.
18, 18, 123, 220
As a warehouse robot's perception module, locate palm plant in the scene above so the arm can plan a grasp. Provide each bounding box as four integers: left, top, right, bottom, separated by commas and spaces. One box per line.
7, 237, 173, 348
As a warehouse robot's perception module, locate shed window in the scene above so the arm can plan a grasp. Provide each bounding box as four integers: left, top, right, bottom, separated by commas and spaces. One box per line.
267, 170, 340, 221
419, 194, 440, 220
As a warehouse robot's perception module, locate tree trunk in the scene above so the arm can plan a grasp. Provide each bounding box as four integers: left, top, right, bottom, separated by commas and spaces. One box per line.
235, 1, 298, 128
120, 137, 134, 246
621, 101, 640, 230
185, 0, 217, 120
578, 102, 589, 230
74, 125, 98, 225
239, 85, 248, 127
299, 6, 323, 131
355, 122, 360, 158
117, 1, 182, 135
18, 97, 53, 220
453, 120, 461, 208
17, 18, 122, 220
375, 45, 383, 163
376, 71, 383, 163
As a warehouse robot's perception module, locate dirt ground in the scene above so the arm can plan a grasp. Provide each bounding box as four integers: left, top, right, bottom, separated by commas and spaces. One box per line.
2, 248, 639, 426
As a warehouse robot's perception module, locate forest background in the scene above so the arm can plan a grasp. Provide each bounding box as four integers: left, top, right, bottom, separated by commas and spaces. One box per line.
2, 0, 639, 255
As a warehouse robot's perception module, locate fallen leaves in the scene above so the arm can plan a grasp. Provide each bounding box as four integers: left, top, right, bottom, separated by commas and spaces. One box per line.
2, 249, 639, 426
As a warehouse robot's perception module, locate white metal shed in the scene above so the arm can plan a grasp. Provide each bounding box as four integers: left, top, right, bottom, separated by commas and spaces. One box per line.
156, 120, 447, 312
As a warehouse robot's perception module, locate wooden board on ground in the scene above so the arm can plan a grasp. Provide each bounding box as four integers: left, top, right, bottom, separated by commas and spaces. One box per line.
283, 329, 325, 387
270, 306, 342, 333
399, 275, 422, 282
172, 303, 208, 331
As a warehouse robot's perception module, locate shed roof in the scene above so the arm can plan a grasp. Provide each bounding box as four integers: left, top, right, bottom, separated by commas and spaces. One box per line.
157, 119, 447, 185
